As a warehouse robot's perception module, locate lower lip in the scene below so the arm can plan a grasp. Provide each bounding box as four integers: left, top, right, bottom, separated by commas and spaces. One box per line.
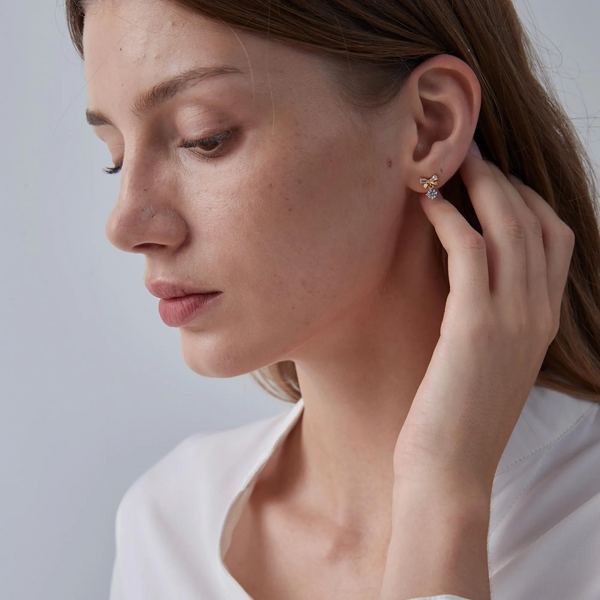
158, 292, 222, 327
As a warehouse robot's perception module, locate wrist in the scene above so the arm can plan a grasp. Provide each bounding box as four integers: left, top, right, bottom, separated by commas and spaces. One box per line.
394, 460, 495, 507
381, 478, 492, 600
391, 476, 491, 528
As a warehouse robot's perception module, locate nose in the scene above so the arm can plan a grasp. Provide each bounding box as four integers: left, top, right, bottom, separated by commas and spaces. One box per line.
104, 153, 188, 254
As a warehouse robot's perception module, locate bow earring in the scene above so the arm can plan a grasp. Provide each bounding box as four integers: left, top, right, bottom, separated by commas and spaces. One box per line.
419, 174, 439, 199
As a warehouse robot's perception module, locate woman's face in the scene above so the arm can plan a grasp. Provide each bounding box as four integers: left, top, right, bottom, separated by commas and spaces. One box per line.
83, 0, 422, 377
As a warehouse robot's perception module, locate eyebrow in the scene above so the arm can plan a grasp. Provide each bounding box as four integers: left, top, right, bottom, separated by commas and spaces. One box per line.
85, 64, 246, 127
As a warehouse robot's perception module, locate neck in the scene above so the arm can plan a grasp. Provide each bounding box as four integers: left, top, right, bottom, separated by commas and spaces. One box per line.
282, 221, 449, 545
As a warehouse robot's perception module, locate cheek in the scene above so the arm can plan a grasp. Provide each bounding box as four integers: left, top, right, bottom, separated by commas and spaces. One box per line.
211, 127, 396, 337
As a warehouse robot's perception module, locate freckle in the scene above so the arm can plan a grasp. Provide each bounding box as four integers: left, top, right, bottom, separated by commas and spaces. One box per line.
143, 188, 147, 192
387, 158, 392, 167
269, 183, 273, 188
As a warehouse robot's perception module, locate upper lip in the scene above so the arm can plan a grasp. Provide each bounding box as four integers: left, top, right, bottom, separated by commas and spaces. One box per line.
145, 279, 220, 299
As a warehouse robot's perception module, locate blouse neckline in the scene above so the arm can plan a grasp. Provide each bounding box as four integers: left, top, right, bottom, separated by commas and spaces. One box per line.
217, 396, 306, 598
211, 385, 596, 598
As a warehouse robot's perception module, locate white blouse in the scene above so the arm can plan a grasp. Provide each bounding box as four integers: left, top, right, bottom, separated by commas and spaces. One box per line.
109, 385, 600, 600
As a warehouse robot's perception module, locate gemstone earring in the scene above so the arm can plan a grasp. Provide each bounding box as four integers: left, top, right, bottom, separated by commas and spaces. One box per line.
419, 174, 439, 199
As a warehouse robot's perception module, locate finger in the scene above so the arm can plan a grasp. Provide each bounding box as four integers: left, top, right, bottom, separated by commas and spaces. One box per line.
459, 151, 528, 306
508, 175, 575, 325
486, 162, 549, 311
419, 189, 491, 305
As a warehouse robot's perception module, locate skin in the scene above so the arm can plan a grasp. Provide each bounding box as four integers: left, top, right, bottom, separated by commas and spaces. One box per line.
83, 0, 574, 598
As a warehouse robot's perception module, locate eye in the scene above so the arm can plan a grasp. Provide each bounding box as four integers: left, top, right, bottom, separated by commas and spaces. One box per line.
180, 129, 234, 161
102, 129, 236, 175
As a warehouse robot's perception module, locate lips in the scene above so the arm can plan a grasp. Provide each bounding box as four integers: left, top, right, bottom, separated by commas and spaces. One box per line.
145, 280, 220, 299
158, 291, 222, 326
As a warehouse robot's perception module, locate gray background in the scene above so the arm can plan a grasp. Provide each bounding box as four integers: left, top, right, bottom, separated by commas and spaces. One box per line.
1, 1, 598, 599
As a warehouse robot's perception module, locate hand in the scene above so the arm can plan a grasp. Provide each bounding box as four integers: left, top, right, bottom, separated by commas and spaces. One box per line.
393, 141, 576, 495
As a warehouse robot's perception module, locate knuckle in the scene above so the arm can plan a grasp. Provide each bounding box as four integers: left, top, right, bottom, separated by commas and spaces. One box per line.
465, 312, 495, 344
552, 316, 561, 339
458, 232, 486, 252
503, 307, 529, 338
501, 215, 526, 240
549, 319, 561, 342
536, 302, 561, 340
525, 212, 544, 239
560, 223, 576, 244
534, 305, 554, 335
509, 315, 529, 338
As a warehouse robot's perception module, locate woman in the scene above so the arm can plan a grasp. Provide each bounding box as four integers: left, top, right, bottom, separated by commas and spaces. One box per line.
66, 0, 600, 599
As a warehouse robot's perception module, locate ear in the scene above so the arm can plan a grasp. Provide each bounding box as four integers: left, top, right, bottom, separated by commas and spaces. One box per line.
397, 54, 482, 194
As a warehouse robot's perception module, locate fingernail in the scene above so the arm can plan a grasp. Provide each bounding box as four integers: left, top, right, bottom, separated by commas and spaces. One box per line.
469, 140, 482, 159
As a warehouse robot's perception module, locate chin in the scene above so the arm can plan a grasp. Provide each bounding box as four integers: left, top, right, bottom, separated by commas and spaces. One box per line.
179, 334, 278, 379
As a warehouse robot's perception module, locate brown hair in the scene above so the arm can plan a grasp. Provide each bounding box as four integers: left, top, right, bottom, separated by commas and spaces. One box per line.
66, 0, 600, 404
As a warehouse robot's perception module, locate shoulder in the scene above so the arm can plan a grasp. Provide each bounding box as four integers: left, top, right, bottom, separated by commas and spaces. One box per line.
494, 385, 600, 502
114, 407, 294, 535
108, 410, 293, 598
524, 387, 600, 516
490, 387, 600, 596
117, 431, 209, 515
497, 385, 598, 474
113, 431, 212, 546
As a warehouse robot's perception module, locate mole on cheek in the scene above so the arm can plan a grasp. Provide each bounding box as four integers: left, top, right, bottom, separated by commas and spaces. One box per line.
387, 158, 393, 168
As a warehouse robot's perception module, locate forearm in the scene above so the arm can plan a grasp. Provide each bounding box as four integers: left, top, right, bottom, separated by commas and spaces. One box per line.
379, 476, 492, 600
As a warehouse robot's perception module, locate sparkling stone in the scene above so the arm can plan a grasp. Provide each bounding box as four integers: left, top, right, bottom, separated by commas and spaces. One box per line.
426, 188, 438, 199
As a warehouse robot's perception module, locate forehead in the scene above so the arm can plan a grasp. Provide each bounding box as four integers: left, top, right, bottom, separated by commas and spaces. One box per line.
82, 0, 286, 111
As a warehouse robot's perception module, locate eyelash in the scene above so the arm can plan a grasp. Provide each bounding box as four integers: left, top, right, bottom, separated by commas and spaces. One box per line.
102, 129, 235, 175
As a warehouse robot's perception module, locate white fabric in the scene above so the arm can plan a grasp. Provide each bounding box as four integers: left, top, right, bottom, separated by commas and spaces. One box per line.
109, 385, 600, 600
